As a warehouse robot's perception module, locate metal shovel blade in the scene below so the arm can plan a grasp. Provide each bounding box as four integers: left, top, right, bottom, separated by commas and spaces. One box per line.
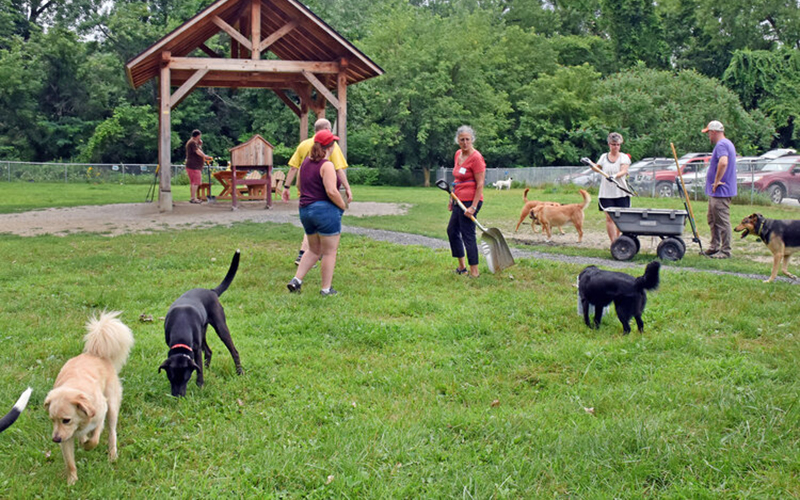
480, 228, 515, 273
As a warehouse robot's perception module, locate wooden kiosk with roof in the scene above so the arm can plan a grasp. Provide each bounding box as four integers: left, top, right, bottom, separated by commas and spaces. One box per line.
125, 0, 383, 212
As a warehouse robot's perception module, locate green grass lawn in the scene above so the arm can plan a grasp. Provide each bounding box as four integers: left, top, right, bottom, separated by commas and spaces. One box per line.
0, 184, 798, 497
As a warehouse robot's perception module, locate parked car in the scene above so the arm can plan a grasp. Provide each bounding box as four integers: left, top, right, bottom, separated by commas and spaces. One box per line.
636, 157, 710, 197
739, 155, 800, 203
678, 152, 712, 162
626, 158, 674, 193
759, 148, 796, 161
556, 167, 593, 185
684, 156, 764, 193
571, 169, 602, 187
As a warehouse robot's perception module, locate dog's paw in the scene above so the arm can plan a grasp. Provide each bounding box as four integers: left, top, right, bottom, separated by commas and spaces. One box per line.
67, 473, 78, 485
236, 366, 244, 375
109, 449, 117, 462
787, 273, 799, 280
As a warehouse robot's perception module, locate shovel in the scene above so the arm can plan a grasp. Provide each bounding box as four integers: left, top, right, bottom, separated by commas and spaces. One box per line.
671, 143, 705, 255
580, 157, 638, 196
436, 179, 515, 273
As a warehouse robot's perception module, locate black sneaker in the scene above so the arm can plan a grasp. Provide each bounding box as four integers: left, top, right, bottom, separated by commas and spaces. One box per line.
287, 277, 302, 293
320, 288, 338, 296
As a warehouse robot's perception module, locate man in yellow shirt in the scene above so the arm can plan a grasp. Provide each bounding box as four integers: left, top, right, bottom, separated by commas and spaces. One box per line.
282, 118, 352, 265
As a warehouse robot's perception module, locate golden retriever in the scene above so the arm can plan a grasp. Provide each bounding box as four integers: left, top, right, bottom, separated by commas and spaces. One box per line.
44, 312, 134, 485
532, 189, 591, 242
514, 188, 562, 233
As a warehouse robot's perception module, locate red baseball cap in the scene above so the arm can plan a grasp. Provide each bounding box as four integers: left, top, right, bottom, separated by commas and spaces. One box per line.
314, 130, 340, 146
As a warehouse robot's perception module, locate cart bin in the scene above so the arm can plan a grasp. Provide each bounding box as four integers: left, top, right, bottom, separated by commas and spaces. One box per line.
606, 208, 688, 236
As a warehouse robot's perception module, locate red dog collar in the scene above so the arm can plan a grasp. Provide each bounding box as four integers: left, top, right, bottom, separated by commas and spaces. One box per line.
170, 343, 193, 352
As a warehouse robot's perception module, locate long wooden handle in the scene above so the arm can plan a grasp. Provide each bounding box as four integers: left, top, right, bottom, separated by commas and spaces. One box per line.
449, 192, 488, 232
671, 143, 697, 222
581, 158, 636, 196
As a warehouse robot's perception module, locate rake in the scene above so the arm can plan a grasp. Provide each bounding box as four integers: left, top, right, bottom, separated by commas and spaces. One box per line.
436, 179, 515, 274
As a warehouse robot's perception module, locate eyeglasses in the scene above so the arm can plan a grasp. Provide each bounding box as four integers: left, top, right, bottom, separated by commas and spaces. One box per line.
608, 143, 621, 146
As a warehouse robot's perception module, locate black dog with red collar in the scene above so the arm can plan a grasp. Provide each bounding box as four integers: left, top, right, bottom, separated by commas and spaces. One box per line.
159, 251, 244, 396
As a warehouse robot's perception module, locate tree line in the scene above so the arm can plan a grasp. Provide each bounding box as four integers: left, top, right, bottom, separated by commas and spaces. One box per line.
1, 0, 798, 170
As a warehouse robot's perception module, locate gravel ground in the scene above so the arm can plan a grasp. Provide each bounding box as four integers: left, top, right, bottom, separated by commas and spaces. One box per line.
2, 200, 796, 284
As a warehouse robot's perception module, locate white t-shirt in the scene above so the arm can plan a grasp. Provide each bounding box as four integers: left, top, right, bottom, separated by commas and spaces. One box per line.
597, 153, 631, 199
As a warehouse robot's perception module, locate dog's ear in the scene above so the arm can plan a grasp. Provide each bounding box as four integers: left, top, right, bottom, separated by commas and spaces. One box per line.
43, 394, 52, 411
188, 358, 201, 372
158, 359, 171, 373
73, 394, 96, 419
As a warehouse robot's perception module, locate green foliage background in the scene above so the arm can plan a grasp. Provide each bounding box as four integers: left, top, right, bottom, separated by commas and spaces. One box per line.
0, 0, 798, 166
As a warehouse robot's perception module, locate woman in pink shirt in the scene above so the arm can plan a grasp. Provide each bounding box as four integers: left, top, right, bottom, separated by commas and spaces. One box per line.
447, 125, 486, 278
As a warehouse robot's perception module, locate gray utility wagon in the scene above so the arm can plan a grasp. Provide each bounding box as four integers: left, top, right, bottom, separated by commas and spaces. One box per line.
606, 208, 688, 261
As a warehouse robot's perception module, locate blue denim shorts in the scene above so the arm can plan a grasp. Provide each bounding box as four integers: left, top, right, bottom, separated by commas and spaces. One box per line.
299, 201, 344, 236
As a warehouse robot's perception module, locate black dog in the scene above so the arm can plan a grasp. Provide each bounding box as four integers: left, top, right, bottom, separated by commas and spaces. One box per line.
160, 250, 243, 396
578, 261, 660, 334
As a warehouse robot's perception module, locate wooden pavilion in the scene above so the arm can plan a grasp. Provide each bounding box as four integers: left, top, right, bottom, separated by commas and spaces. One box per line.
125, 0, 384, 211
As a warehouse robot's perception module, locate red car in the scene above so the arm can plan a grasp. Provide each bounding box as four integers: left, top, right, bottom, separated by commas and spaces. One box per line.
739, 155, 800, 203
637, 156, 710, 197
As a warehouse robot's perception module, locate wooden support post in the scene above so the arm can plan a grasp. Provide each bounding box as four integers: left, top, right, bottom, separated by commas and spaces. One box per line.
158, 52, 173, 212
313, 93, 326, 120
295, 84, 311, 141
337, 64, 348, 158
250, 0, 261, 59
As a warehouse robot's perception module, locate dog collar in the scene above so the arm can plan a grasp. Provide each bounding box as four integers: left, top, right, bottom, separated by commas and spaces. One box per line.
754, 217, 764, 238
170, 343, 193, 352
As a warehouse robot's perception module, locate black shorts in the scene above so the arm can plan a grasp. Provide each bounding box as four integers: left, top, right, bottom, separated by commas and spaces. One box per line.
598, 197, 631, 212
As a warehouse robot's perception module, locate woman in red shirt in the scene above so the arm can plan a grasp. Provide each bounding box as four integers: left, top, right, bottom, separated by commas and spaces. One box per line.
447, 125, 486, 278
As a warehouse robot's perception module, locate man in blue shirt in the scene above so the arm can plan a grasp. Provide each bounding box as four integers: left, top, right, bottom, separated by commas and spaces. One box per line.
703, 120, 737, 259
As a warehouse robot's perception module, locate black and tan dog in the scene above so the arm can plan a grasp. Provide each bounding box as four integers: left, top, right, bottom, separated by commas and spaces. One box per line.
734, 213, 800, 283
160, 250, 244, 396
578, 261, 660, 334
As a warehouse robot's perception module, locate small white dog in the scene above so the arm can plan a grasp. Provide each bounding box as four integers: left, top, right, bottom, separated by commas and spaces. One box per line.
493, 178, 513, 190
44, 311, 134, 485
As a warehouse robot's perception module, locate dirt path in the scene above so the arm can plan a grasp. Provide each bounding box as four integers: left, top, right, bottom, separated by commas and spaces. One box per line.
2, 200, 795, 284
0, 200, 409, 237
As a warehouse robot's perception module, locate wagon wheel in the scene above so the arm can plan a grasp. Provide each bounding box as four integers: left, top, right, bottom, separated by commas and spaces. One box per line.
657, 237, 685, 261
630, 235, 641, 253
611, 235, 638, 261
673, 236, 686, 255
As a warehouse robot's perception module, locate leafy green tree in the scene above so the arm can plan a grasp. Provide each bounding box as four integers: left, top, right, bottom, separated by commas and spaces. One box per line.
514, 64, 601, 165
723, 50, 800, 147
595, 65, 774, 157
0, 37, 43, 159
349, 5, 512, 180
80, 103, 163, 163
599, 0, 669, 69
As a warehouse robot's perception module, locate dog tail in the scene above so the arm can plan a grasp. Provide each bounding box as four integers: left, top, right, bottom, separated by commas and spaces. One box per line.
83, 311, 134, 373
0, 387, 32, 433
636, 261, 661, 292
523, 188, 530, 202
579, 189, 591, 210
212, 249, 241, 297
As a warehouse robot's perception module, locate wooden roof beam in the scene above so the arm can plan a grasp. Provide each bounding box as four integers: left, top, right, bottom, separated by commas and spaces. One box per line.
273, 89, 301, 116
258, 20, 298, 53
170, 57, 340, 73
170, 68, 209, 108
302, 70, 339, 109
213, 15, 253, 51
199, 43, 221, 58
